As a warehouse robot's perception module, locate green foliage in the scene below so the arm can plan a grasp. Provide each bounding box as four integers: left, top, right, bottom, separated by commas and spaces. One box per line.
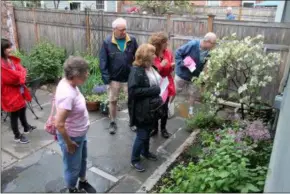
136, 0, 193, 15
86, 93, 108, 103
195, 34, 280, 110
28, 41, 65, 82
160, 126, 270, 193
13, 49, 36, 80
186, 108, 224, 132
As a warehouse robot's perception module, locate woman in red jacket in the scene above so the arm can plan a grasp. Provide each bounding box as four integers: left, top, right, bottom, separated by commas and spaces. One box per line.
1, 38, 35, 143
149, 32, 176, 138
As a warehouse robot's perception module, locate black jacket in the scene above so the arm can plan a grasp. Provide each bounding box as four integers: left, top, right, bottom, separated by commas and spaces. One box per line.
99, 34, 138, 84
128, 66, 161, 128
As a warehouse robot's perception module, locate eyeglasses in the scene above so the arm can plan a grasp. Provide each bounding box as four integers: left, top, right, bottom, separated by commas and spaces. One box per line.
116, 28, 126, 33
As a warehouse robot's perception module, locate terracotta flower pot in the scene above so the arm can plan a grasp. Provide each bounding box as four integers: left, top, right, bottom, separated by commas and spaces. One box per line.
86, 101, 100, 111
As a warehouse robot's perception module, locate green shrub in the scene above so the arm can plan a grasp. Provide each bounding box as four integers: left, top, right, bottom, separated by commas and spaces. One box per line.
160, 127, 269, 193
13, 49, 37, 80
29, 41, 65, 82
186, 110, 224, 132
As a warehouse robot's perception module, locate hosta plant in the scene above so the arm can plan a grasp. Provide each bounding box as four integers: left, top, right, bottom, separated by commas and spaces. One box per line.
195, 34, 280, 111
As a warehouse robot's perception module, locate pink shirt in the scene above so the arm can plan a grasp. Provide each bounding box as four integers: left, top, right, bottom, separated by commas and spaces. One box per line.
55, 78, 89, 137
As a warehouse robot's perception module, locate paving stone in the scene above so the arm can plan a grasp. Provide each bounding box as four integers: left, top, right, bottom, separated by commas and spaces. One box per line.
1, 151, 17, 170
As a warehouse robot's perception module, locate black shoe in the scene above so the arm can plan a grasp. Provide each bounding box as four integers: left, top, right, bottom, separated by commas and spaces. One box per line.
150, 129, 158, 137
130, 162, 145, 172
161, 129, 171, 139
109, 122, 117, 134
14, 134, 29, 144
69, 187, 85, 193
23, 125, 36, 134
78, 180, 96, 193
141, 152, 158, 161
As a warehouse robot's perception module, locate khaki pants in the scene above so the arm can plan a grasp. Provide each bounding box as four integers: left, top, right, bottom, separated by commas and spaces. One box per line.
107, 81, 128, 102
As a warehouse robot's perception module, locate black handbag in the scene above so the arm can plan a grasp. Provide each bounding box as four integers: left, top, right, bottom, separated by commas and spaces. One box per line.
149, 96, 165, 120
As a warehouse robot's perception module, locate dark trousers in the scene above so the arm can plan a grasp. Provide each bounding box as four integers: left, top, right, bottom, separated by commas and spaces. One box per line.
154, 97, 169, 130
10, 107, 29, 138
131, 127, 151, 164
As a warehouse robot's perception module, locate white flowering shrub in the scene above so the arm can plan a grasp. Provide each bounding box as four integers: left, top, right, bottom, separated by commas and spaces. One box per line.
195, 34, 280, 110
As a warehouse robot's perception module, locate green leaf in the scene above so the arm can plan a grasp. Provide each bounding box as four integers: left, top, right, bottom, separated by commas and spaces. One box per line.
217, 171, 230, 178
246, 183, 261, 192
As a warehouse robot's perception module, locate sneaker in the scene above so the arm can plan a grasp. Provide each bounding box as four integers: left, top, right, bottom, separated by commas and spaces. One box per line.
14, 134, 29, 144
150, 129, 158, 137
23, 125, 36, 134
141, 152, 158, 161
131, 162, 145, 172
78, 180, 96, 193
69, 187, 85, 193
109, 122, 117, 134
161, 129, 171, 139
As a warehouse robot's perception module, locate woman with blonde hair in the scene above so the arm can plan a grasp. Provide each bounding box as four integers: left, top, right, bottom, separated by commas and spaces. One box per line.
128, 44, 162, 172
148, 32, 175, 138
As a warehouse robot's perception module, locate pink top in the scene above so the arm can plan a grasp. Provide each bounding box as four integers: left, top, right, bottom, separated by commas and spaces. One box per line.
55, 78, 89, 137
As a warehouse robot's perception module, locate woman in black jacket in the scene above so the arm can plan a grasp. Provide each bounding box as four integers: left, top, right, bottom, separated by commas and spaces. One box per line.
128, 43, 162, 172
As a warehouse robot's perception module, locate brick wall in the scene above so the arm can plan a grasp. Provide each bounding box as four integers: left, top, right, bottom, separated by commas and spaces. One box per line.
1, 1, 18, 49
221, 1, 242, 7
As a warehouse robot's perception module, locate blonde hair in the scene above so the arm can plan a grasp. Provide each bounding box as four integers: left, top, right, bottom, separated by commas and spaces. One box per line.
148, 32, 168, 55
133, 44, 156, 68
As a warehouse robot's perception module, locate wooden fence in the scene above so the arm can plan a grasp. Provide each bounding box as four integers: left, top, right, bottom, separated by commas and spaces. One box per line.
12, 7, 290, 104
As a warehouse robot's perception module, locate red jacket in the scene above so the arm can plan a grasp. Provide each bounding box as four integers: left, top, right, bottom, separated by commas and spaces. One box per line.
153, 49, 176, 97
1, 56, 32, 112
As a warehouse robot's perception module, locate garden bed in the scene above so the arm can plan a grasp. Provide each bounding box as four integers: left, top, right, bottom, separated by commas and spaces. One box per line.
149, 114, 273, 193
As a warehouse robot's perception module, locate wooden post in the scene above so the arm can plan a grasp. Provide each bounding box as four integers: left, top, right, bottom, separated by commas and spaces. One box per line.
166, 12, 173, 50
207, 14, 215, 32
33, 8, 39, 43
238, 6, 242, 20
85, 9, 91, 54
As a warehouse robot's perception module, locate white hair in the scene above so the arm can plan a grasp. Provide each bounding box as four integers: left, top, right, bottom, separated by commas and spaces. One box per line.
112, 18, 127, 29
226, 7, 232, 11
204, 32, 217, 42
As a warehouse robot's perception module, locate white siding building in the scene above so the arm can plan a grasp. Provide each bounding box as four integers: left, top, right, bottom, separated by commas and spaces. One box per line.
39, 0, 117, 12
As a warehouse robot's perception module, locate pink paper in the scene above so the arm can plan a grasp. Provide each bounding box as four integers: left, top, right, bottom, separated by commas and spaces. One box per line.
160, 77, 169, 103
183, 56, 196, 72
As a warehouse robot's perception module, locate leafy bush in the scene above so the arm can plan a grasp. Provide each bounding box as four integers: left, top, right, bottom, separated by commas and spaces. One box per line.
29, 41, 65, 82
160, 125, 271, 193
186, 108, 224, 132
195, 34, 280, 110
13, 49, 37, 80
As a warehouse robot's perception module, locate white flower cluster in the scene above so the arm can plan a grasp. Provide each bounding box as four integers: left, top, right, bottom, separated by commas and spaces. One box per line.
195, 34, 281, 109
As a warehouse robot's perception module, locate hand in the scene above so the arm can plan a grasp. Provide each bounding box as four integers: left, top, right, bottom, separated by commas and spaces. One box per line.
161, 59, 168, 67
66, 140, 79, 154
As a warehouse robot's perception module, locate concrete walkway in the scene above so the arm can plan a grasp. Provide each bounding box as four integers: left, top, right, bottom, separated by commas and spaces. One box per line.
1, 90, 190, 193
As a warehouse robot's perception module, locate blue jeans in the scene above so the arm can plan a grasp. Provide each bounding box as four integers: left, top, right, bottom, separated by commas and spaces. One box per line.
57, 133, 87, 188
131, 127, 151, 164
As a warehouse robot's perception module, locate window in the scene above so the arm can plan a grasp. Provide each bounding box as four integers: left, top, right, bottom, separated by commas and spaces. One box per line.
242, 1, 255, 7
70, 2, 81, 10
96, 0, 104, 10
207, 1, 220, 6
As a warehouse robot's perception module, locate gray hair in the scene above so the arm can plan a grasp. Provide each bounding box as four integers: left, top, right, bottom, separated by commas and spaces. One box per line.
112, 17, 127, 29
204, 32, 217, 42
227, 7, 232, 12
63, 56, 89, 80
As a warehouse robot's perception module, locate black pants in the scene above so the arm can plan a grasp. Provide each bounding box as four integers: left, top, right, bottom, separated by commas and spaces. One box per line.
154, 97, 169, 131
10, 107, 29, 138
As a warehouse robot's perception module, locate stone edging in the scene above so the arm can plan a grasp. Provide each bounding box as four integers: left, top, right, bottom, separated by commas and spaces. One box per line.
136, 129, 200, 193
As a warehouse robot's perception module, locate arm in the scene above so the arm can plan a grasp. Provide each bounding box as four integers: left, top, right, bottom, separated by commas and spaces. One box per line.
99, 41, 110, 85
54, 96, 78, 153
128, 69, 160, 98
1, 67, 21, 85
175, 40, 195, 67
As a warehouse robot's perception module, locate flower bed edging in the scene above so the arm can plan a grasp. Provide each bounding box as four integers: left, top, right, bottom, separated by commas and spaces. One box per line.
136, 129, 200, 193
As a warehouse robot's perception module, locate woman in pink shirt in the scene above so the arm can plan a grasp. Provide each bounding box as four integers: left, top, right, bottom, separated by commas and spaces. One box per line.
54, 56, 96, 193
